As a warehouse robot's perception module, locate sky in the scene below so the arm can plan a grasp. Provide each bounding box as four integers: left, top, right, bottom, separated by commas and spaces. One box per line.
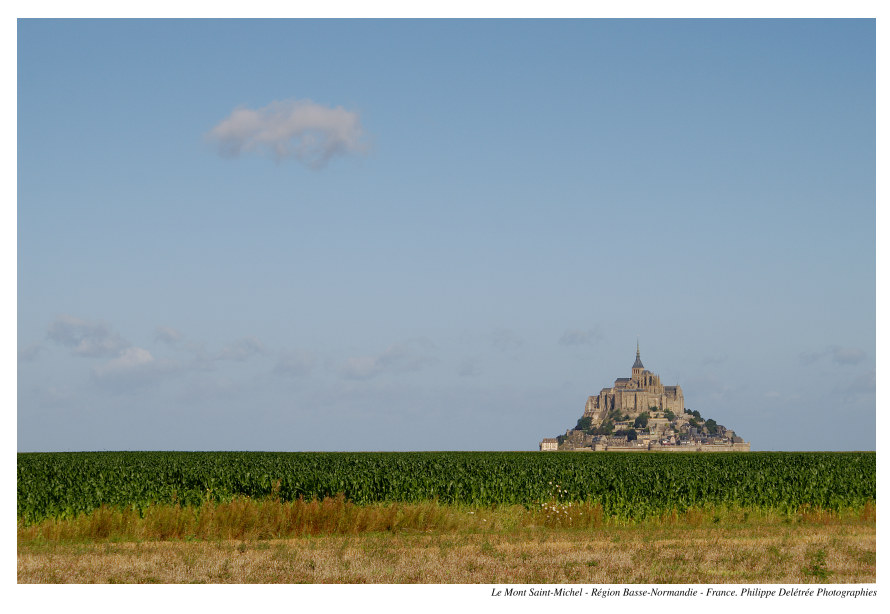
16, 18, 876, 452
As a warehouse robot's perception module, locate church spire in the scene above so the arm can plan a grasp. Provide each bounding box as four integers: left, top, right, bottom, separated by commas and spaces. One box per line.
633, 340, 644, 369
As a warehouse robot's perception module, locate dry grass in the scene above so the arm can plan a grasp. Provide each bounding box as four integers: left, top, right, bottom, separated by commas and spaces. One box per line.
19, 496, 521, 542
17, 498, 876, 584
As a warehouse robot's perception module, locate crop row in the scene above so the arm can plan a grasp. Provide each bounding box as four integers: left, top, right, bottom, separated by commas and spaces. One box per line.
17, 451, 875, 524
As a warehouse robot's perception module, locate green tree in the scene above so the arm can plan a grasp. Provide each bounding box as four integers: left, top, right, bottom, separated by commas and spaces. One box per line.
634, 412, 650, 429
705, 419, 718, 435
575, 416, 592, 431
663, 409, 675, 422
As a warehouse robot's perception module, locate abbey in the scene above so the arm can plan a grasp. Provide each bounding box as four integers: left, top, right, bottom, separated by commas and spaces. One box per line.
539, 342, 749, 452
582, 343, 684, 423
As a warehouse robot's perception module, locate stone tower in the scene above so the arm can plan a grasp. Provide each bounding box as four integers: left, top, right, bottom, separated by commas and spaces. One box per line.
631, 341, 644, 381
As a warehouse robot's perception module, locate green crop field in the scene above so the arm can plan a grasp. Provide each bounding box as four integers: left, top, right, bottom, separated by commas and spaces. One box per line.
17, 451, 875, 525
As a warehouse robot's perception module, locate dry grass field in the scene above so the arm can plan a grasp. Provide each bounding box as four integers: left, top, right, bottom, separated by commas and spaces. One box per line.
17, 499, 876, 583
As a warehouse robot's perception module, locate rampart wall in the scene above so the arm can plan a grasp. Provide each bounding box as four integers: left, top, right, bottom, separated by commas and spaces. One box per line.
591, 442, 751, 453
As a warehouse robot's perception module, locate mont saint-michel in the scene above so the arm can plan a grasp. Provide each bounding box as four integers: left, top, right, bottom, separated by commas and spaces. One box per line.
541, 344, 750, 452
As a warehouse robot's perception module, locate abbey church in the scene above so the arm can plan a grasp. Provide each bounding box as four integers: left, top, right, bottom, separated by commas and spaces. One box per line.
582, 343, 684, 423
539, 342, 749, 452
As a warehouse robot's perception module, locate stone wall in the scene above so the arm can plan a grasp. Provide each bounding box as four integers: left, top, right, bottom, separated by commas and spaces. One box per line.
590, 441, 751, 453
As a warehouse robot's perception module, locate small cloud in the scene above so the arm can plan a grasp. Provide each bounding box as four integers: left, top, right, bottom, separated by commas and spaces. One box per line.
558, 329, 603, 347
830, 346, 866, 366
18, 343, 43, 362
155, 326, 184, 345
215, 337, 266, 362
491, 329, 523, 353
274, 351, 316, 378
341, 355, 381, 380
207, 99, 367, 169
835, 369, 875, 395
94, 347, 155, 378
339, 341, 436, 380
47, 315, 129, 358
92, 347, 179, 388
821, 369, 874, 404
799, 345, 868, 367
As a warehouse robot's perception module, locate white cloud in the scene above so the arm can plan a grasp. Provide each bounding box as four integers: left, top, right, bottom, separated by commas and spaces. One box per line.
341, 355, 381, 380
155, 326, 183, 345
92, 347, 180, 388
94, 347, 155, 378
47, 315, 129, 358
207, 99, 367, 168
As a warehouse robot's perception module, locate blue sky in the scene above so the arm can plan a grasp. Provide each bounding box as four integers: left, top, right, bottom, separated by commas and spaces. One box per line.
17, 19, 875, 452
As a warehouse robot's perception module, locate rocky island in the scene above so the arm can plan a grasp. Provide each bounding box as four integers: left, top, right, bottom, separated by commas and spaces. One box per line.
541, 344, 750, 452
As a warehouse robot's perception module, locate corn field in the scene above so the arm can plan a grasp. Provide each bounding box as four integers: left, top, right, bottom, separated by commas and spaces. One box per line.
17, 451, 875, 524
